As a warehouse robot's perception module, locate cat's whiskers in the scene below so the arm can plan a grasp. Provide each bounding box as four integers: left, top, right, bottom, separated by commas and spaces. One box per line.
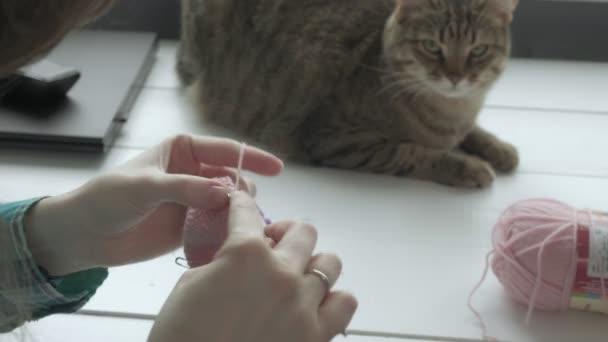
379, 69, 407, 79
379, 75, 407, 87
377, 77, 411, 96
361, 64, 408, 82
410, 86, 430, 103
389, 79, 431, 104
361, 63, 397, 76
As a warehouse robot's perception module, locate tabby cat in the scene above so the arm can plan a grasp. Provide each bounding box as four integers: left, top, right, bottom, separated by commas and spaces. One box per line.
177, 0, 520, 188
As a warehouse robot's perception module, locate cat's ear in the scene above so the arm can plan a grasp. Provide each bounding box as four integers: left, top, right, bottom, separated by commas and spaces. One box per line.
395, 0, 427, 20
396, 0, 427, 9
486, 0, 519, 24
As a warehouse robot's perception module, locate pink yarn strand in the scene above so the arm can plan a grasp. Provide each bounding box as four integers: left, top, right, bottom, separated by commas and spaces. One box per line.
468, 250, 499, 342
525, 221, 573, 324
515, 237, 575, 258
234, 142, 246, 191
493, 248, 542, 285
506, 212, 571, 223
502, 222, 567, 250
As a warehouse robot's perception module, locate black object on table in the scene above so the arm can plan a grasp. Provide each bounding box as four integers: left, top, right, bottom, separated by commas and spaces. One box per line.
0, 30, 158, 153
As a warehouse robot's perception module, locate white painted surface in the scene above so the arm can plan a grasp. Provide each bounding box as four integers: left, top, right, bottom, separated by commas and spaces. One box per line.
486, 58, 608, 114
477, 108, 608, 178
144, 41, 181, 89
14, 314, 408, 342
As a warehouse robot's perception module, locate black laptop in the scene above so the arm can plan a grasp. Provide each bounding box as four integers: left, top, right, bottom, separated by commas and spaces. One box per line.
0, 30, 158, 152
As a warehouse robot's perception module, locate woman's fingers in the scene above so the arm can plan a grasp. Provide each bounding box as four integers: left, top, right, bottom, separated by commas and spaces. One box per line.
319, 291, 358, 340
186, 136, 284, 175
149, 174, 230, 210
264, 221, 295, 244
269, 222, 318, 272
303, 253, 342, 307
198, 165, 257, 196
226, 191, 266, 242
150, 161, 261, 210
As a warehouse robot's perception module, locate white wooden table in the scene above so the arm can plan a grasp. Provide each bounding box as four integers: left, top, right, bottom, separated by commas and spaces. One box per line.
2, 40, 607, 341
27, 314, 418, 342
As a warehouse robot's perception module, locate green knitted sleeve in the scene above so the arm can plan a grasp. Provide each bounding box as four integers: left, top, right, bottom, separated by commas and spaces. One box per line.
0, 198, 108, 332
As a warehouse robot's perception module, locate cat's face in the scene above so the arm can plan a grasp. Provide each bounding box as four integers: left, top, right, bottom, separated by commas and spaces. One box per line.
383, 0, 518, 98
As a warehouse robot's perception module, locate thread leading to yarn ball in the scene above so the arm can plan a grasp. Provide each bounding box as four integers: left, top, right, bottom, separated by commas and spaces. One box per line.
469, 198, 608, 341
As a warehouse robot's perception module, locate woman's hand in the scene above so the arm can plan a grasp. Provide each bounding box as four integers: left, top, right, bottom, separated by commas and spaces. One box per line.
148, 191, 358, 342
25, 134, 283, 276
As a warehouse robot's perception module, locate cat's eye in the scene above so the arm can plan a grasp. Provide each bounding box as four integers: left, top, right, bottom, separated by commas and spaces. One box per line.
422, 40, 442, 55
471, 44, 490, 58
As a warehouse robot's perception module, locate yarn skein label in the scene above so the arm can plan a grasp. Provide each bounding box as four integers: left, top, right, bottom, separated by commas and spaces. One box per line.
570, 213, 608, 314
588, 221, 608, 278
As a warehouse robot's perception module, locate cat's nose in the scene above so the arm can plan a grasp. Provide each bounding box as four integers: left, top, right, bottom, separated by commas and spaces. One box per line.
446, 73, 464, 86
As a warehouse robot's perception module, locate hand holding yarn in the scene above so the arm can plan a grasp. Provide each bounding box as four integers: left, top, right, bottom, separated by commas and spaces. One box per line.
182, 175, 272, 268
150, 192, 358, 342
181, 141, 276, 268
25, 135, 283, 277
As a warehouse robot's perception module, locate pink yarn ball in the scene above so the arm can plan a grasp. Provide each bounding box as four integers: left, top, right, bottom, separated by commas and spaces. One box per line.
491, 199, 592, 315
182, 176, 271, 268
470, 198, 607, 340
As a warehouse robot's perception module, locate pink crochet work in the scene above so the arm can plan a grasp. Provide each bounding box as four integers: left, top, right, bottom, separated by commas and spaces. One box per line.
182, 176, 271, 268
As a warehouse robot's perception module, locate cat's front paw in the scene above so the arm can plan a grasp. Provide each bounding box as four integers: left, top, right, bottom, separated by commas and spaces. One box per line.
435, 156, 496, 188
486, 142, 519, 173
457, 158, 496, 188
